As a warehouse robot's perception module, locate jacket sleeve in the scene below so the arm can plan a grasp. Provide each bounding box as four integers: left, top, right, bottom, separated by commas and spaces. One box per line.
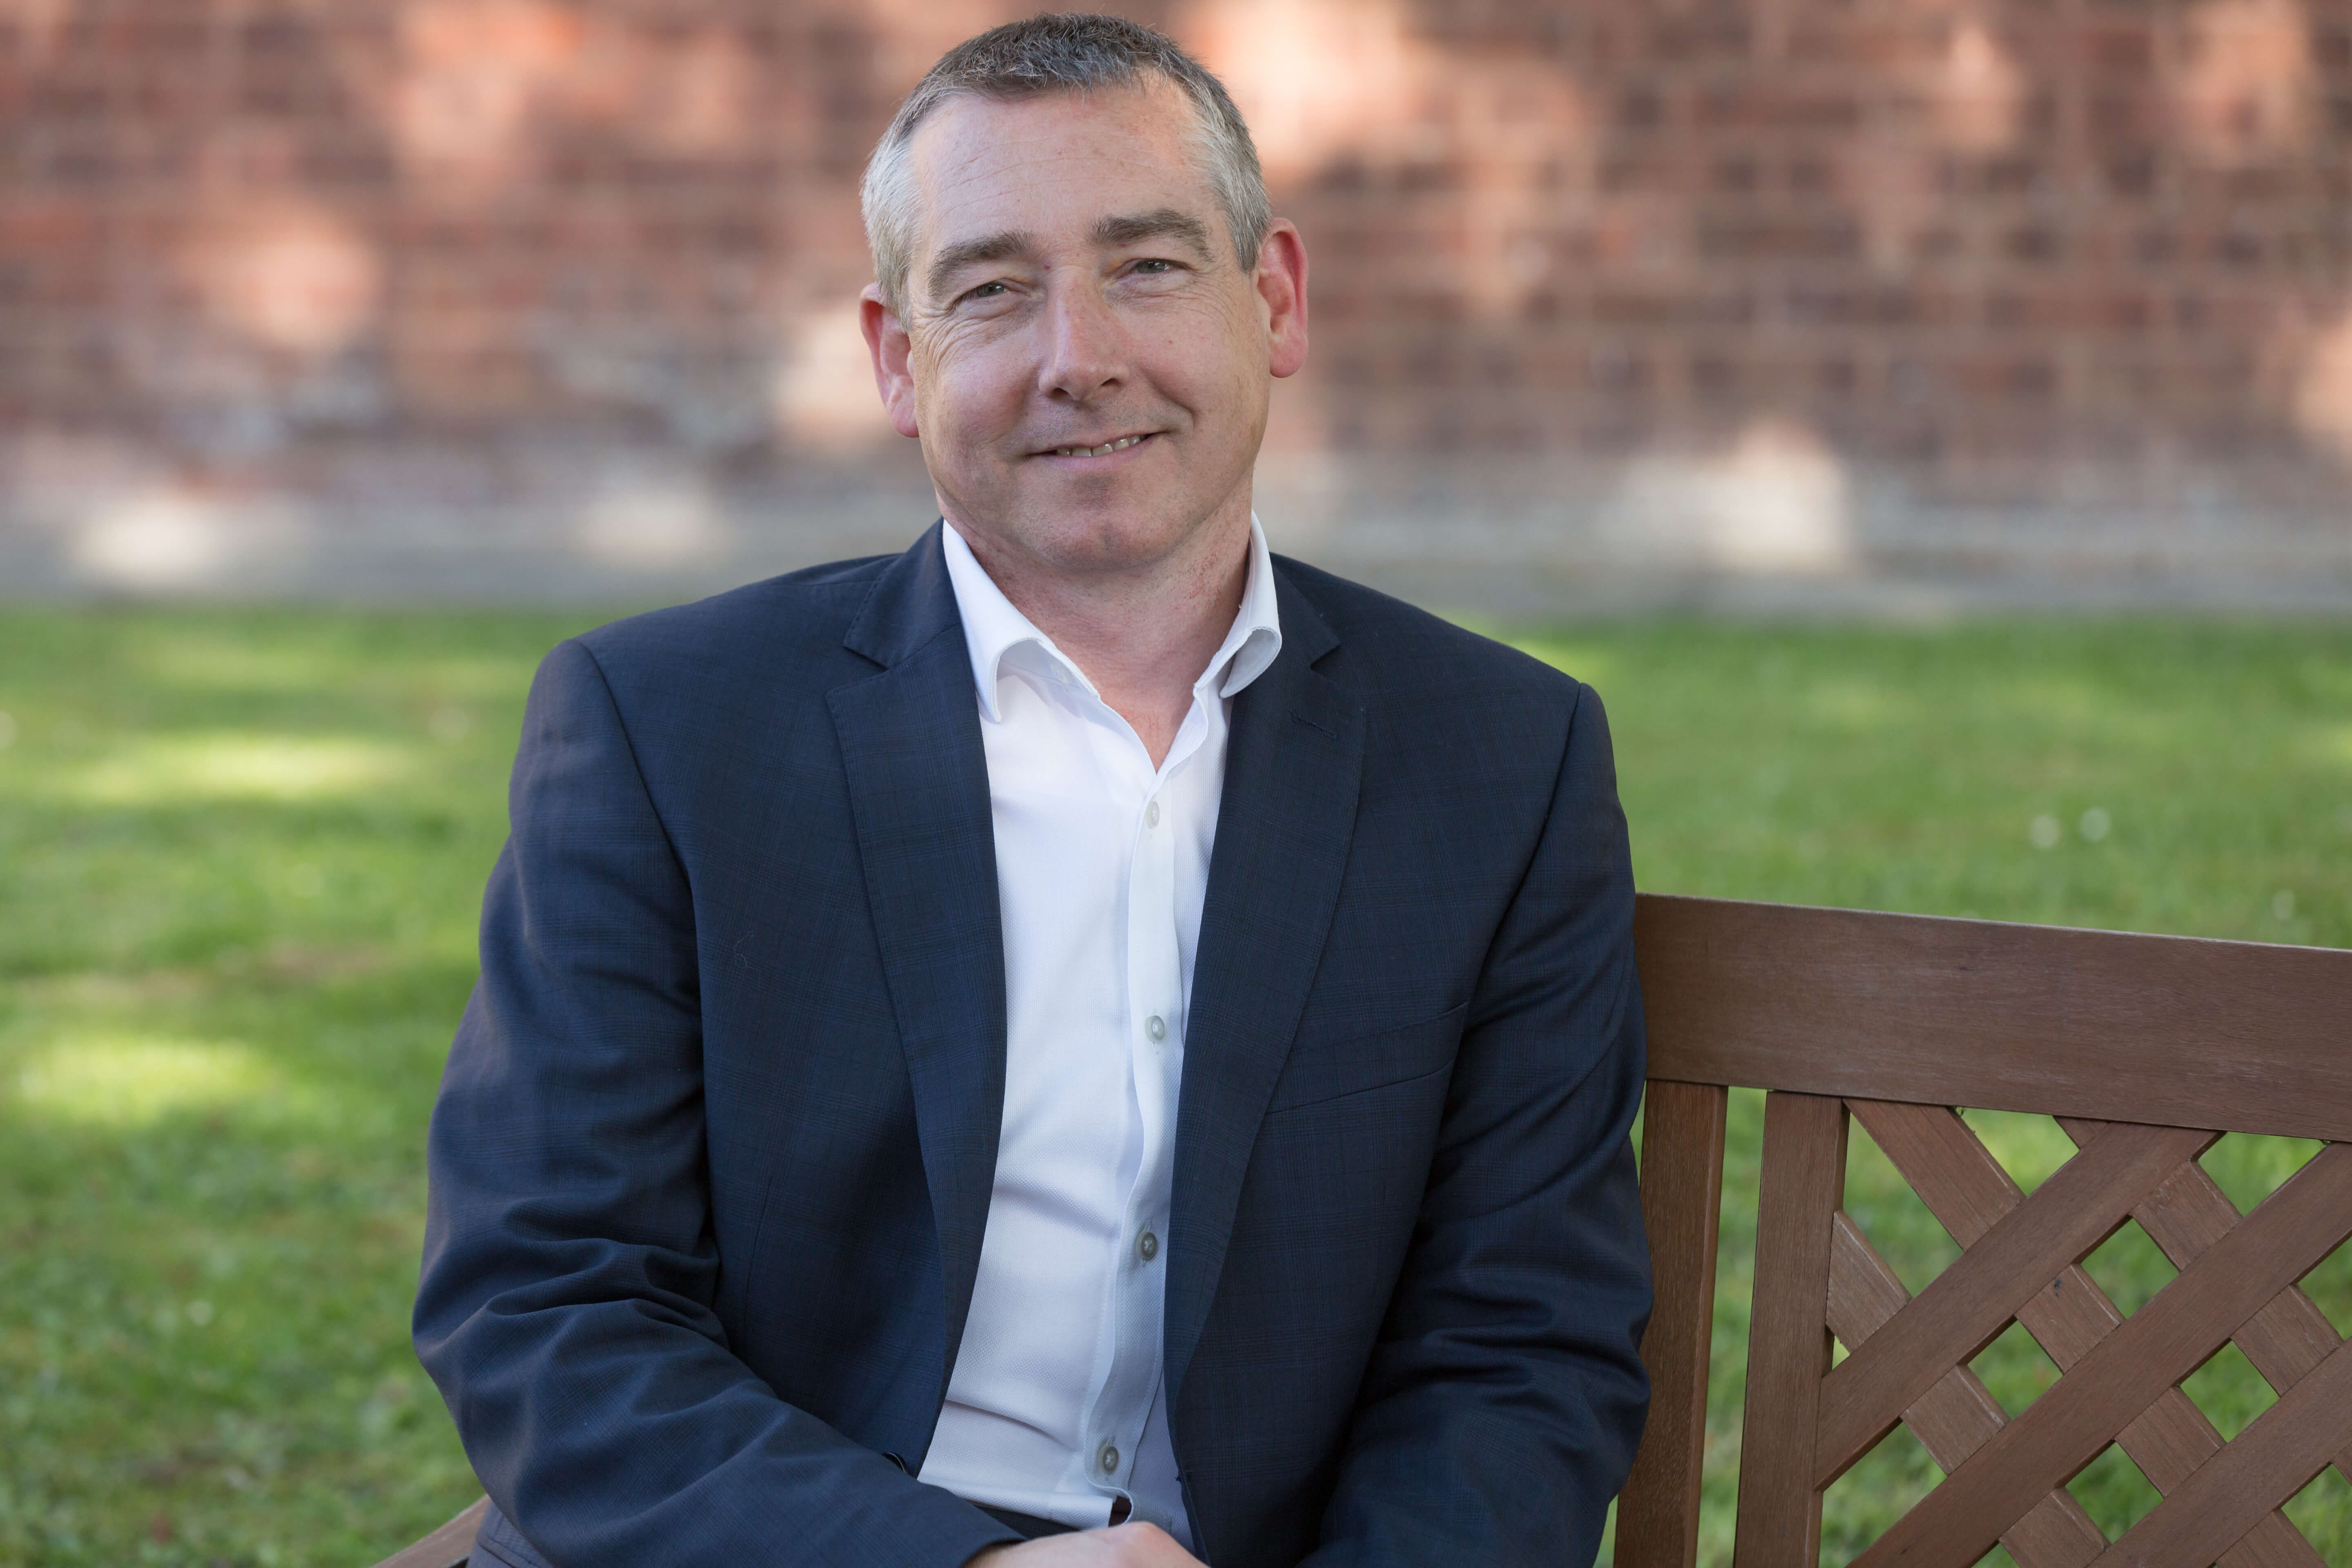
1304, 680, 1653, 1568
412, 638, 1016, 1568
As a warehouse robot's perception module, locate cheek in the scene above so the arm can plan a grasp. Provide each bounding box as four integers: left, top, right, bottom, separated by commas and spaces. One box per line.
1128, 317, 1230, 407
1163, 297, 1267, 409
913, 333, 1027, 445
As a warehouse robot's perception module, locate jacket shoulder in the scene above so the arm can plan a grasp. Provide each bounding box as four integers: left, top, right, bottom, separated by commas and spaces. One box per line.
1272, 555, 1585, 708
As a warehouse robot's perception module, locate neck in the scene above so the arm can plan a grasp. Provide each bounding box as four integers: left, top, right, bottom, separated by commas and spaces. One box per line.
948, 501, 1253, 768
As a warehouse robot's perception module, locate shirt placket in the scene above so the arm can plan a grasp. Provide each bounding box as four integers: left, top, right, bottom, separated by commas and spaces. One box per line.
1080, 699, 1203, 1509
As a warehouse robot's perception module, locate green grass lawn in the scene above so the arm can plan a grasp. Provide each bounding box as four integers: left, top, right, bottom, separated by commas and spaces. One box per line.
2, 610, 2347, 1567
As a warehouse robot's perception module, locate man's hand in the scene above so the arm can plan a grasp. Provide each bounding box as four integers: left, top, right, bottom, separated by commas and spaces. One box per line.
966, 1522, 1205, 1567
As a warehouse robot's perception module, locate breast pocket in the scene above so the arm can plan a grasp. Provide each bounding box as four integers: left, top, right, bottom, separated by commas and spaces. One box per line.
1263, 1002, 1470, 1115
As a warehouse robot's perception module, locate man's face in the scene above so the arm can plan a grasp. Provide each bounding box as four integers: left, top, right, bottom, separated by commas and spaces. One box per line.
862, 81, 1307, 581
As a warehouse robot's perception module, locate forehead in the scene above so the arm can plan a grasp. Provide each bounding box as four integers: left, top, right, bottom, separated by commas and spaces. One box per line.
905, 80, 1218, 250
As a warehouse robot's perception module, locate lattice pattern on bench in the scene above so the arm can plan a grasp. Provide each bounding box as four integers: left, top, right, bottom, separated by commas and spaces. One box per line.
1612, 894, 2352, 1568
1780, 1095, 2352, 1568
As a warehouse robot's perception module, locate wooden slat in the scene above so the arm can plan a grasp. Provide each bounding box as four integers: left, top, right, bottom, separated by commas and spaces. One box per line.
368, 1496, 487, 1568
1850, 1143, 2352, 1568
1855, 1103, 2320, 1568
1854, 1099, 2028, 1244
1828, 1216, 2008, 1466
1731, 1092, 1847, 1568
1815, 1120, 2214, 1481
1619, 1080, 1731, 1568
2060, 1117, 2352, 1488
1828, 1214, 2106, 1568
1633, 895, 2352, 1141
2089, 1337, 2352, 1568
1847, 1102, 2123, 1362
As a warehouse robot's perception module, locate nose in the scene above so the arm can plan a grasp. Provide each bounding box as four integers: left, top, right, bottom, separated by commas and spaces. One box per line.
1036, 271, 1125, 405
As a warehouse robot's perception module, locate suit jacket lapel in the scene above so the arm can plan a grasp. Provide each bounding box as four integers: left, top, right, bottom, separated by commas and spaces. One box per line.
827, 524, 1007, 1402
1165, 566, 1364, 1405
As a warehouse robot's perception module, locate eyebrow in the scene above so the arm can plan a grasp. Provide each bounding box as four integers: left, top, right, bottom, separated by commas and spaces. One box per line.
926, 230, 1040, 305
1091, 208, 1214, 257
923, 209, 1219, 304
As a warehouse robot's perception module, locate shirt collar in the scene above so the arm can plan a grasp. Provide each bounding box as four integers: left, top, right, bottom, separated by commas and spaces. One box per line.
942, 515, 1285, 725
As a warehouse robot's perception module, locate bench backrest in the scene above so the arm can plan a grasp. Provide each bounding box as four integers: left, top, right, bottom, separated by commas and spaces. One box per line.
1614, 893, 2352, 1568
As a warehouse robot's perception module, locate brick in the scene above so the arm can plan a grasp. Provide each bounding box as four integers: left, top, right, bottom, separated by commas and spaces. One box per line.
0, 0, 2345, 508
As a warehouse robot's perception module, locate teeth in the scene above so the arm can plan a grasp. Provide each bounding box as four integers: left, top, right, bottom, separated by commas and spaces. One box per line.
1054, 435, 1145, 457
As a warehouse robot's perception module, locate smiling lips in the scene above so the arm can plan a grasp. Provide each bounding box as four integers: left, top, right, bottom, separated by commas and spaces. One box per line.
1043, 433, 1154, 459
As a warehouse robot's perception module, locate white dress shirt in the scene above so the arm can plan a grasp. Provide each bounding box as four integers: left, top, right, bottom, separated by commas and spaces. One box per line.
915, 517, 1283, 1547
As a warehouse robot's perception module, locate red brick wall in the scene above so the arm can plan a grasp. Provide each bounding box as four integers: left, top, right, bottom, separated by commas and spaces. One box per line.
4, 0, 2350, 601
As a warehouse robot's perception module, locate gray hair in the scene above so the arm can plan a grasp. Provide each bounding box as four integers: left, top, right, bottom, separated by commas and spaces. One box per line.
860, 13, 1271, 317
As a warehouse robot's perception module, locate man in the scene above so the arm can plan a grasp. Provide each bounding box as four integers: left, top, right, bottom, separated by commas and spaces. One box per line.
415, 16, 1650, 1568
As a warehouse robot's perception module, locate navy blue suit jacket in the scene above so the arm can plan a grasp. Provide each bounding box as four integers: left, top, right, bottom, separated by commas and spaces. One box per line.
415, 526, 1651, 1568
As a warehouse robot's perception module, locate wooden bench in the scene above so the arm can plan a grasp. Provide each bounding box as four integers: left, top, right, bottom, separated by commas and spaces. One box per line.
372, 893, 2352, 1568
1617, 894, 2352, 1568
373, 1495, 486, 1568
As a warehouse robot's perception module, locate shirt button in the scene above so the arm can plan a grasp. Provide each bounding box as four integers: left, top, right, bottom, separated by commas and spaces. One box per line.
1098, 1442, 1120, 1474
1137, 1231, 1158, 1262
1145, 1015, 1166, 1043
1145, 800, 1160, 828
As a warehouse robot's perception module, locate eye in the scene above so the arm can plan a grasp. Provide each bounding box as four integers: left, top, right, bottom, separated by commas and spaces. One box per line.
1129, 258, 1177, 275
960, 281, 1010, 304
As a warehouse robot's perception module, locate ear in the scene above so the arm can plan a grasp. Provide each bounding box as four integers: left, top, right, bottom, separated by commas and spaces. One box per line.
860, 284, 922, 439
1255, 219, 1310, 379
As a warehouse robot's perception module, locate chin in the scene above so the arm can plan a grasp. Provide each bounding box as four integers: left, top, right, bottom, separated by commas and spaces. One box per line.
1012, 499, 1200, 570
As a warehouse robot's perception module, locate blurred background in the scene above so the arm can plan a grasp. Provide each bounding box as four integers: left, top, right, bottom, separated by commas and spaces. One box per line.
6, 0, 2352, 609
2, 3, 2350, 1566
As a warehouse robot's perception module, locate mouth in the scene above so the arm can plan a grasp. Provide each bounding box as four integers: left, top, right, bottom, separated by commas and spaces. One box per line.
1036, 432, 1158, 460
